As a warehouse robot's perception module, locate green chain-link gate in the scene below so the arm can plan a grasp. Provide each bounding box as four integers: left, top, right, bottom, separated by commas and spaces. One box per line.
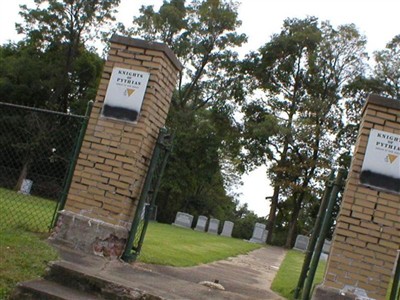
122, 128, 173, 262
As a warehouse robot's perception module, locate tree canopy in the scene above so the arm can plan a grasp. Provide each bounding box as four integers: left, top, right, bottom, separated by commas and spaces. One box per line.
129, 0, 246, 225
13, 0, 120, 112
0, 0, 399, 243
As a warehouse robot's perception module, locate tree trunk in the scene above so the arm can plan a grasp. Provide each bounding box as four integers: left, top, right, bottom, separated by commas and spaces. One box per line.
266, 184, 280, 244
285, 199, 301, 248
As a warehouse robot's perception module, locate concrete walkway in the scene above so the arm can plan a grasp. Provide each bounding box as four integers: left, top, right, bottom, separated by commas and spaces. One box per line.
136, 246, 287, 299
51, 244, 287, 299
12, 243, 286, 299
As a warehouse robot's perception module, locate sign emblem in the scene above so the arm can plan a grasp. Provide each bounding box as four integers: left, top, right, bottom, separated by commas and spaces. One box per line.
386, 154, 398, 164
125, 88, 136, 97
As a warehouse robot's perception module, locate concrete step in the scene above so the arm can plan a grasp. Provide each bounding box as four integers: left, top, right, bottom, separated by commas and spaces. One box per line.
12, 244, 254, 299
10, 279, 102, 300
44, 248, 249, 299
44, 260, 163, 300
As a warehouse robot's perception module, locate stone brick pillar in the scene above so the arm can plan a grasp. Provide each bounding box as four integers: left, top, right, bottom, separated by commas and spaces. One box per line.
50, 35, 182, 258
314, 95, 400, 300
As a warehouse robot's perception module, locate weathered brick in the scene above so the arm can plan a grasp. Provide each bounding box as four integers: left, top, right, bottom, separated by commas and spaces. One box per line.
379, 239, 398, 250
373, 216, 394, 227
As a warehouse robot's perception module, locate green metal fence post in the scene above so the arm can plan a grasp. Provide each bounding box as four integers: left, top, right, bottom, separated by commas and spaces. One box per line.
121, 129, 169, 262
133, 134, 173, 255
294, 170, 336, 299
301, 168, 346, 300
50, 101, 93, 229
389, 250, 400, 300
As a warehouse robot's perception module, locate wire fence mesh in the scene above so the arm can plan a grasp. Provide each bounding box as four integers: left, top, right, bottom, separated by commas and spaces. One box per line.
0, 102, 85, 232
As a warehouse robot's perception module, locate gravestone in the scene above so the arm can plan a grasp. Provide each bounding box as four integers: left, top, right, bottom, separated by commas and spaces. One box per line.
322, 239, 331, 254
20, 179, 33, 195
207, 218, 220, 234
220, 221, 234, 237
194, 216, 208, 232
140, 204, 157, 221
262, 229, 268, 243
249, 223, 267, 243
172, 212, 193, 229
293, 235, 309, 251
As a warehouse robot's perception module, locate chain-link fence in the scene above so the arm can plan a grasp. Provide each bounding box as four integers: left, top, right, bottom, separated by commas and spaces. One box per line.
0, 102, 85, 232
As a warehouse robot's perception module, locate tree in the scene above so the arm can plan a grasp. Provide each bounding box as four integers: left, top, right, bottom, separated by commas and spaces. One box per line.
342, 34, 400, 148
242, 17, 322, 244
156, 106, 241, 223
0, 42, 52, 107
0, 41, 103, 113
373, 35, 400, 98
130, 0, 247, 222
0, 40, 104, 188
242, 18, 368, 246
16, 0, 120, 112
131, 0, 247, 111
281, 22, 368, 247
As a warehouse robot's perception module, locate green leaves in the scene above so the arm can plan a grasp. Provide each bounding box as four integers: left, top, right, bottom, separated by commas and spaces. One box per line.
17, 0, 121, 47
130, 0, 247, 223
241, 17, 370, 246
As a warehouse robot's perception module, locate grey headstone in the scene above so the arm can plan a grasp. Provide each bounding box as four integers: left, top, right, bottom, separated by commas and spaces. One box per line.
207, 218, 220, 234
320, 253, 329, 261
322, 239, 331, 254
20, 179, 33, 195
293, 235, 309, 251
140, 204, 157, 221
140, 204, 147, 220
249, 223, 267, 243
220, 221, 234, 237
262, 229, 268, 243
172, 212, 193, 229
195, 215, 208, 232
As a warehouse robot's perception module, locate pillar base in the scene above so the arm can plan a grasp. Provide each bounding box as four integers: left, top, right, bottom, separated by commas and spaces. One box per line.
313, 285, 375, 300
49, 210, 128, 259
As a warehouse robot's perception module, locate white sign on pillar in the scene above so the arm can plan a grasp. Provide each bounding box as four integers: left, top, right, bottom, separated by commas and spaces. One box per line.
360, 129, 400, 194
101, 67, 150, 123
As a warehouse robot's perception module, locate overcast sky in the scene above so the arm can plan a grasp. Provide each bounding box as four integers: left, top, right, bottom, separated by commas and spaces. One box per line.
1, 0, 399, 217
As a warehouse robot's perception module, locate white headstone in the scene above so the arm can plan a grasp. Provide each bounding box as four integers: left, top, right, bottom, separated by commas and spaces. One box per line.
249, 223, 267, 243
294, 235, 309, 251
207, 218, 220, 234
220, 221, 234, 237
172, 212, 193, 229
262, 229, 268, 243
140, 204, 148, 220
195, 215, 208, 232
19, 179, 33, 195
322, 239, 331, 254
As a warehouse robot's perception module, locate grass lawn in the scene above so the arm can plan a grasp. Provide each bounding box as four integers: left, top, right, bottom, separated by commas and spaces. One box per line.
0, 209, 262, 298
0, 188, 57, 232
0, 230, 58, 299
271, 250, 326, 299
139, 222, 263, 266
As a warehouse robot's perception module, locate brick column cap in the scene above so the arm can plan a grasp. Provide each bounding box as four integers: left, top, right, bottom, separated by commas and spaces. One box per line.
364, 94, 400, 113
110, 34, 183, 72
